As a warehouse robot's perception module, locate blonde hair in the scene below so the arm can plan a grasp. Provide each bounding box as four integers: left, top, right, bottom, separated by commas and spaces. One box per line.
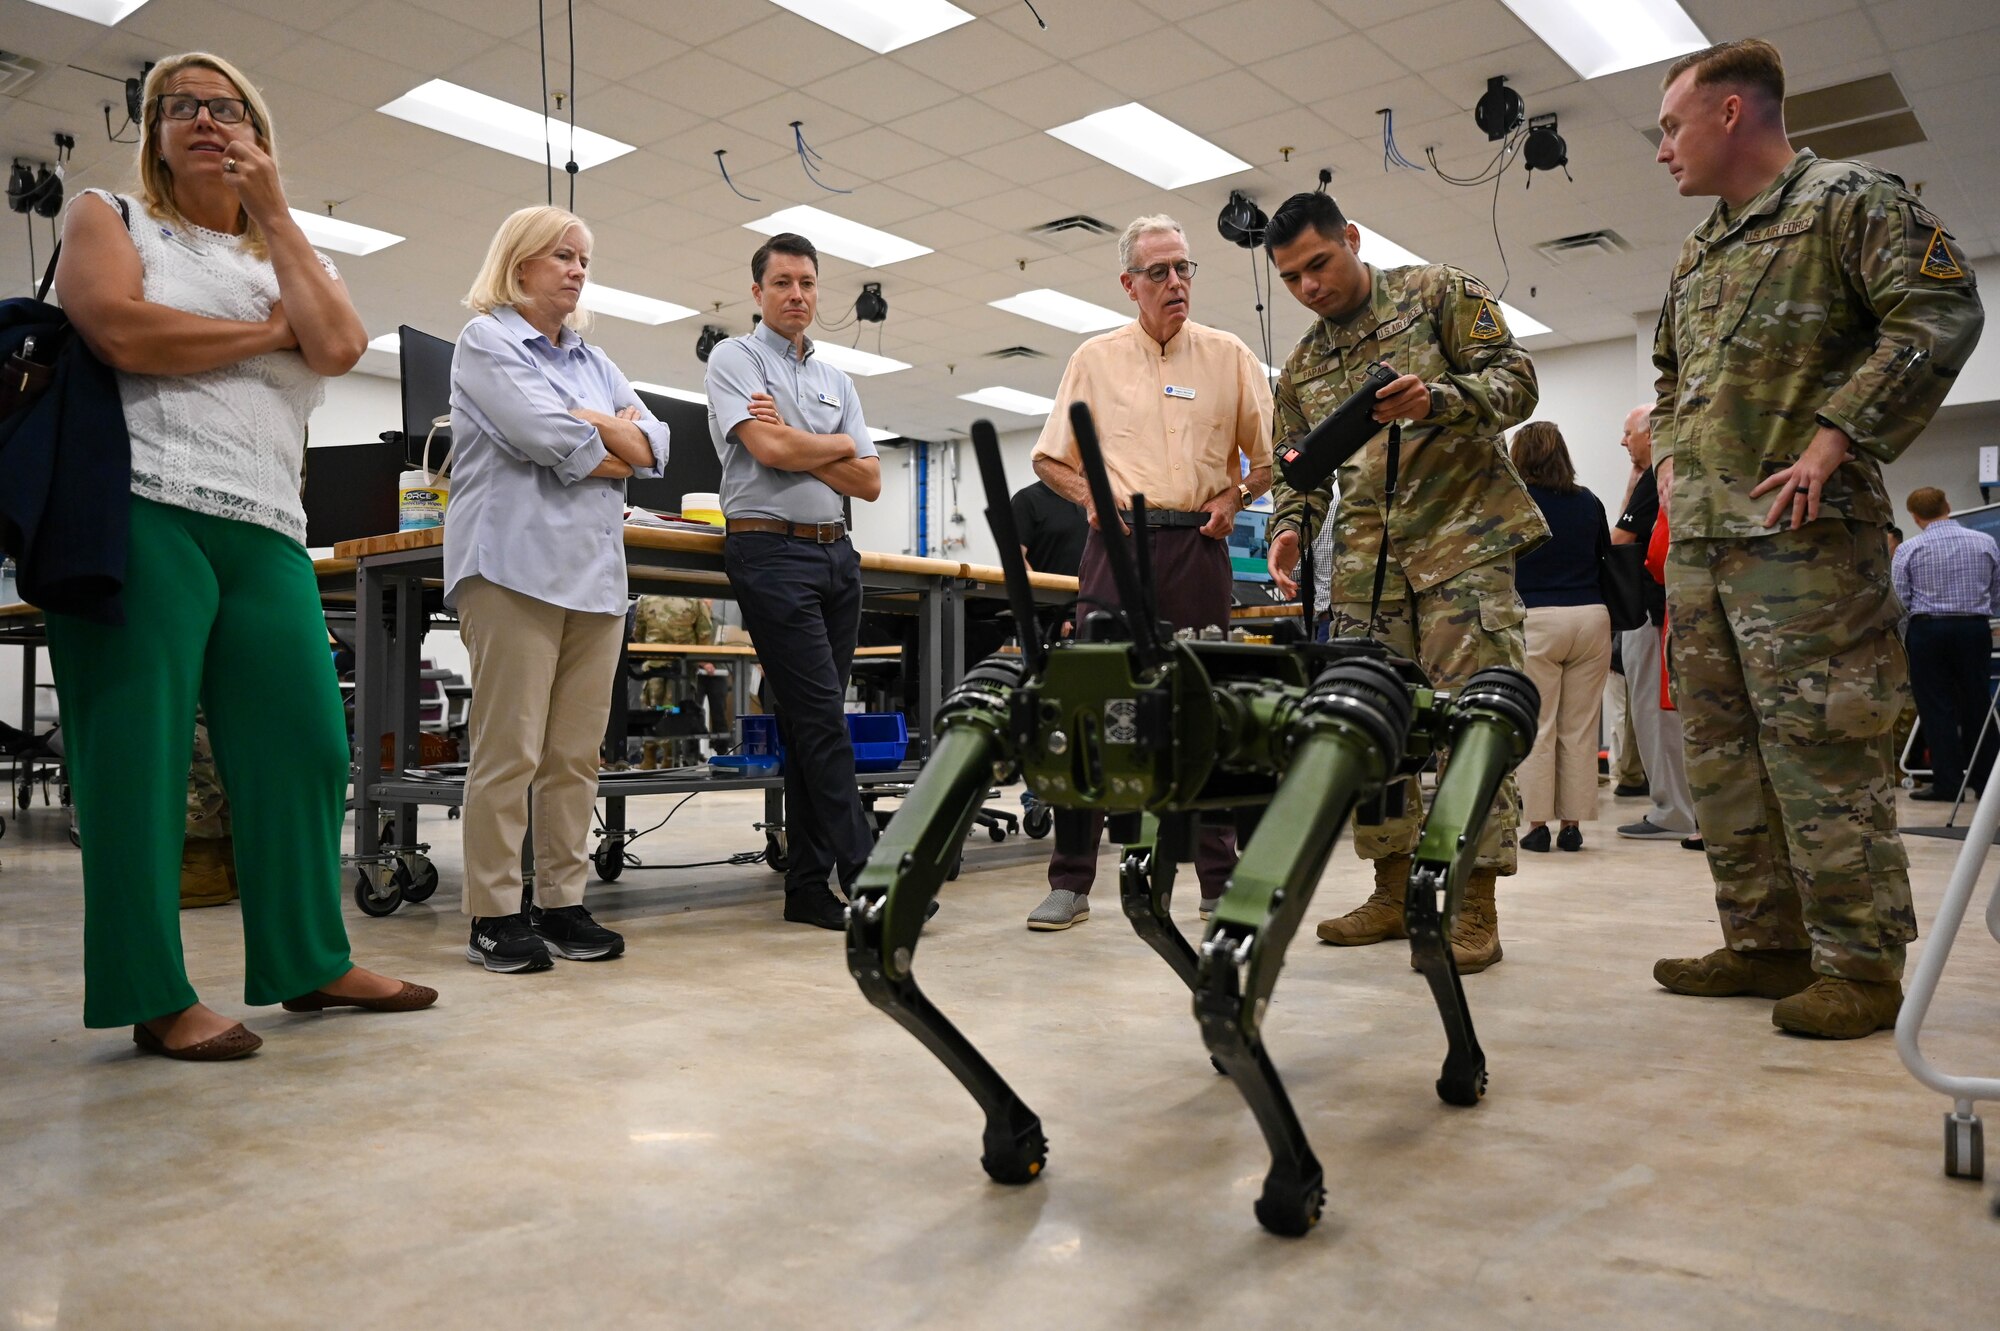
1118, 214, 1184, 270
463, 206, 594, 331
136, 52, 279, 259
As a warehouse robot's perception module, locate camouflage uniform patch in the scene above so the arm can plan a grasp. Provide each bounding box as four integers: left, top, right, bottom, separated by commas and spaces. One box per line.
1332, 557, 1526, 873
1654, 149, 1986, 982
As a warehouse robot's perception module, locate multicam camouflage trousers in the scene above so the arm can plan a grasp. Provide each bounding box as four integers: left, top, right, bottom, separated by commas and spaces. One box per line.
1666, 518, 1916, 982
1331, 556, 1526, 875
188, 713, 228, 841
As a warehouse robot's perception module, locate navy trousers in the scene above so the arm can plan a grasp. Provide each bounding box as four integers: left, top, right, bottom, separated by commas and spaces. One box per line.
1907, 614, 1996, 794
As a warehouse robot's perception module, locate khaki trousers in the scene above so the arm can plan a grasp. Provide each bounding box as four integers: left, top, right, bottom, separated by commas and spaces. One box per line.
1520, 603, 1613, 823
457, 576, 625, 919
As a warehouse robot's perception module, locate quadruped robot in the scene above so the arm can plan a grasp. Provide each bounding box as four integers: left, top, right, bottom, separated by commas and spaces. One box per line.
844, 393, 1540, 1237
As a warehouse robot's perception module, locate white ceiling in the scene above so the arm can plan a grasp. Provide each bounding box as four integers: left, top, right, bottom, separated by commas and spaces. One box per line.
3, 0, 1997, 442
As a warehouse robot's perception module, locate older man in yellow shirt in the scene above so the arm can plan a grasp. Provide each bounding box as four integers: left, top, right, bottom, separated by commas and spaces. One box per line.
1025, 214, 1275, 931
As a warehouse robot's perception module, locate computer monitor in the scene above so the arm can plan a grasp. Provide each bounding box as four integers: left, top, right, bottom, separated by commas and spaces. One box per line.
1951, 499, 2000, 545
398, 324, 456, 455
626, 389, 723, 513
1227, 508, 1272, 583
302, 438, 404, 547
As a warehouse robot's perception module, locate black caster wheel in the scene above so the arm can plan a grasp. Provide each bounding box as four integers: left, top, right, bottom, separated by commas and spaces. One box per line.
1436, 1063, 1489, 1107
980, 1131, 1048, 1185
947, 855, 963, 881
764, 832, 789, 873
16, 780, 32, 809
593, 842, 626, 883
1945, 1113, 1985, 1181
0, 813, 7, 840
1024, 805, 1052, 839
58, 780, 70, 807
399, 855, 440, 903
447, 806, 461, 821
1210, 1055, 1229, 1077
987, 823, 1006, 843
353, 869, 403, 917
1254, 1177, 1326, 1238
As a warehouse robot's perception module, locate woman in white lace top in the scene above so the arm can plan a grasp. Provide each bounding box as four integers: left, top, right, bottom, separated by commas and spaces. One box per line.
48, 51, 435, 1060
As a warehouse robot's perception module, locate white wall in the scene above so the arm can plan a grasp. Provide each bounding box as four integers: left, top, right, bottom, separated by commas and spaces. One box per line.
1515, 337, 1650, 517
310, 371, 403, 450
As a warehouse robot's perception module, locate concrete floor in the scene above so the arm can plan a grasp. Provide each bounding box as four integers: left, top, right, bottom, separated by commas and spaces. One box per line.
0, 783, 1994, 1330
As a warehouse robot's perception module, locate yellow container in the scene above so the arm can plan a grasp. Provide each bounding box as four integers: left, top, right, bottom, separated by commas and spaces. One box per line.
682, 491, 723, 526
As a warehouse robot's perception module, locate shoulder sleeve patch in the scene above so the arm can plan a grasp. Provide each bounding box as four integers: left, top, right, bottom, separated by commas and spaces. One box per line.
1911, 204, 1948, 234
1920, 226, 1966, 280
1468, 300, 1505, 341
1462, 276, 1494, 301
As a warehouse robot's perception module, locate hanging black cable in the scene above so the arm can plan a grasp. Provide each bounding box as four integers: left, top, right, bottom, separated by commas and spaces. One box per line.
791, 121, 852, 194
1022, 0, 1048, 27
1490, 166, 1511, 300
566, 0, 578, 212
537, 0, 552, 204
714, 150, 760, 202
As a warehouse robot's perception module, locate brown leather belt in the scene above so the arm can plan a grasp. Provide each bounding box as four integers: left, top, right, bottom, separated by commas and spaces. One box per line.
725, 517, 848, 544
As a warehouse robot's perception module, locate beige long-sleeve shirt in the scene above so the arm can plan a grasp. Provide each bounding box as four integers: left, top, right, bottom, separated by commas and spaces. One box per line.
1031, 318, 1273, 512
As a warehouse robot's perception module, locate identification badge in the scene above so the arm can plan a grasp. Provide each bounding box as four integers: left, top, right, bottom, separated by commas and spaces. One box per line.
817, 391, 842, 408
1164, 385, 1196, 400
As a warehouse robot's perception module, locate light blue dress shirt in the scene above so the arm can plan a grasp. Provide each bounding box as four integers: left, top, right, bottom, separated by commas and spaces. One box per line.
704, 321, 875, 524
444, 305, 669, 615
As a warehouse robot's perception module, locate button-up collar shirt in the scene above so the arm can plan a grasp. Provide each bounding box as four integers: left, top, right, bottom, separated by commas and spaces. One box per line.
705, 321, 875, 524
444, 305, 669, 615
1031, 319, 1273, 513
1893, 517, 2000, 617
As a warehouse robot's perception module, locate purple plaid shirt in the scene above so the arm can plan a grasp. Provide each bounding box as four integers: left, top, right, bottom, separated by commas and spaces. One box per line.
1892, 517, 2000, 617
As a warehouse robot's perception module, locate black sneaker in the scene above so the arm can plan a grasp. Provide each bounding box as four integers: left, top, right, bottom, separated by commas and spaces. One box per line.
783, 884, 848, 930
466, 913, 554, 973
1556, 825, 1583, 852
1613, 781, 1650, 798
530, 904, 626, 961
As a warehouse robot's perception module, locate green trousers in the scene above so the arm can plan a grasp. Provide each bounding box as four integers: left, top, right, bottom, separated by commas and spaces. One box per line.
47, 498, 353, 1027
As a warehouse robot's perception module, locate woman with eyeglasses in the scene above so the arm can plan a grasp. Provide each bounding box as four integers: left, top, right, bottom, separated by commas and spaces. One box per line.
49, 52, 436, 1061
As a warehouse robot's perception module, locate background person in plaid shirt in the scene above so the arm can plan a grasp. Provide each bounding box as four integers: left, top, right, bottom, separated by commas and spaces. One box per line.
1894, 486, 2000, 801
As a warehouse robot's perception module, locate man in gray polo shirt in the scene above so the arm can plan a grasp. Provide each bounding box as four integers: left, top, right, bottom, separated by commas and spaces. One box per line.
705, 231, 881, 929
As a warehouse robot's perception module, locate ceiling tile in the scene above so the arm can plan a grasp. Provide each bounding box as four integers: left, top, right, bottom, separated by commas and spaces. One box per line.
1068, 29, 1239, 101
973, 63, 1132, 130
804, 60, 959, 123
705, 14, 878, 85
1368, 0, 1530, 74
1179, 0, 1351, 66
810, 125, 950, 182
317, 0, 503, 74
881, 157, 1018, 209
884, 18, 1056, 94
887, 97, 1035, 158
636, 48, 788, 118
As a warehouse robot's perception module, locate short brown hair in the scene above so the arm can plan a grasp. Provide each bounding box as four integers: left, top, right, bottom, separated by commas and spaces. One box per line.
1663, 38, 1785, 107
752, 232, 817, 285
1510, 421, 1578, 494
1908, 487, 1951, 521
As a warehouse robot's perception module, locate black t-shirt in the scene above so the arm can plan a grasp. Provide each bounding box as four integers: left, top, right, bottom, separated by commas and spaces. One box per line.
1616, 468, 1666, 625
1012, 480, 1087, 578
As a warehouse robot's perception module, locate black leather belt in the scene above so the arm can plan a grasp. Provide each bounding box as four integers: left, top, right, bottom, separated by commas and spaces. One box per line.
1114, 508, 1206, 529
725, 517, 847, 543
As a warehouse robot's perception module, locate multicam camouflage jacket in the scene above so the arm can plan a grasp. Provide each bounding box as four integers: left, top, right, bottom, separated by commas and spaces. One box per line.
1652, 150, 1984, 540
1269, 263, 1546, 601
634, 594, 713, 646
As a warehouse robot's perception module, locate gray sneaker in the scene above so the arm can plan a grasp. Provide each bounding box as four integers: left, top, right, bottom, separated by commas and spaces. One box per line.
1027, 888, 1090, 931
1618, 818, 1687, 840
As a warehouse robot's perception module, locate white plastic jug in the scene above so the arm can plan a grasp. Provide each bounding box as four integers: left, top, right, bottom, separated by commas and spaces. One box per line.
398, 415, 452, 531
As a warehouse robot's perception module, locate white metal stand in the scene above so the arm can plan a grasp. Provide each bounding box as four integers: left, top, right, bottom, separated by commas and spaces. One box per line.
1895, 766, 2000, 1215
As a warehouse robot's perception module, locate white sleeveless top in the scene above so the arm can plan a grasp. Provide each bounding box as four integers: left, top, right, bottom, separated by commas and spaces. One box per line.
85, 189, 334, 543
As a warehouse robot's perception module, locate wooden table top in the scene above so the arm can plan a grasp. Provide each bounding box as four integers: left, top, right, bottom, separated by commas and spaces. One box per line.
626, 642, 902, 659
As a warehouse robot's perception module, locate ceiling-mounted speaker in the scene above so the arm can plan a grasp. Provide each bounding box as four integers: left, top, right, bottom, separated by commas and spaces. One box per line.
1217, 190, 1266, 249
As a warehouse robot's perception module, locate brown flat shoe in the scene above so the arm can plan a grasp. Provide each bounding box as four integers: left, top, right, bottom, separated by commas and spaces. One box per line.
281, 981, 439, 1014
132, 1022, 262, 1061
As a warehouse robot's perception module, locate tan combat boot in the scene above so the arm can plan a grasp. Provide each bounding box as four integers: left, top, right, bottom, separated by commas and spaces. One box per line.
1411, 867, 1503, 973
1772, 975, 1903, 1038
1653, 947, 1813, 998
179, 837, 238, 909
1316, 855, 1410, 946
638, 740, 659, 771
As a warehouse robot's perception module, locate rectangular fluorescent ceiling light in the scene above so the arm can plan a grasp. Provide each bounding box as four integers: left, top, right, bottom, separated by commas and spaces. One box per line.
812, 342, 910, 376
378, 79, 635, 170
743, 205, 931, 268
290, 209, 402, 256
23, 0, 151, 23
1498, 0, 1706, 80
990, 288, 1126, 334
958, 387, 1056, 417
1353, 223, 1553, 338
767, 0, 974, 53
1046, 103, 1250, 190
867, 427, 900, 442
366, 333, 401, 355
631, 382, 708, 404
578, 284, 697, 326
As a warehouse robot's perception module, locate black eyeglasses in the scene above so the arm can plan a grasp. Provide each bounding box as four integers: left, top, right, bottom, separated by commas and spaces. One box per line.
156, 94, 252, 125
1125, 260, 1197, 284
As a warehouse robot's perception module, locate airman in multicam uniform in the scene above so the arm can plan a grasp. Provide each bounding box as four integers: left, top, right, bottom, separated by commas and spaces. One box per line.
632, 595, 714, 768
1649, 39, 1984, 1038
1263, 190, 1545, 973
180, 714, 236, 909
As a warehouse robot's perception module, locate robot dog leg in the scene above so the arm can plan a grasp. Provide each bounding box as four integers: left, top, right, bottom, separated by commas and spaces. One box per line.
845, 657, 1048, 1185
1196, 656, 1419, 1236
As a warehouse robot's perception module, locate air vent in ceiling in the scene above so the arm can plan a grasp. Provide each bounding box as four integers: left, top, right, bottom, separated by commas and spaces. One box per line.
1643, 72, 1927, 159
987, 346, 1049, 360
0, 51, 49, 99
1535, 229, 1629, 264
1030, 214, 1115, 238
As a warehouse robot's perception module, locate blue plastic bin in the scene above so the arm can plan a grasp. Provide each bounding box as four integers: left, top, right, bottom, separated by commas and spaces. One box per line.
847, 712, 909, 772
711, 715, 783, 775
